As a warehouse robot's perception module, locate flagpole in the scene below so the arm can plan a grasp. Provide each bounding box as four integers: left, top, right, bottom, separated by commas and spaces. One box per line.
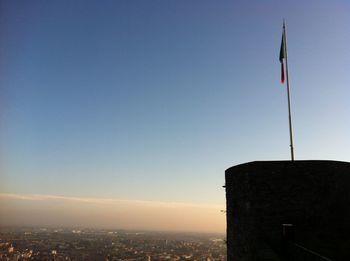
283, 20, 295, 161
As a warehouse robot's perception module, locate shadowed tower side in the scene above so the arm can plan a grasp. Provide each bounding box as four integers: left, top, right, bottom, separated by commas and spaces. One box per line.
225, 160, 350, 261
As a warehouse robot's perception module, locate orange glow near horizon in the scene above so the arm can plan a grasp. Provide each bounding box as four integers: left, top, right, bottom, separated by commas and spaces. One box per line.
0, 193, 225, 233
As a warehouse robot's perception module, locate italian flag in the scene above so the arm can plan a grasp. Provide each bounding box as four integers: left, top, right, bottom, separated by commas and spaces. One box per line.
279, 31, 286, 84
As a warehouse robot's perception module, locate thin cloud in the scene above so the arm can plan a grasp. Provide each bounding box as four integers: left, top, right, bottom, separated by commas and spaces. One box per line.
0, 193, 223, 209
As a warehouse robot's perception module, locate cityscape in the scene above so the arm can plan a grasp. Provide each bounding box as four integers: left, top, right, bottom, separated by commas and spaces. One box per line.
1, 1, 349, 260
0, 227, 226, 261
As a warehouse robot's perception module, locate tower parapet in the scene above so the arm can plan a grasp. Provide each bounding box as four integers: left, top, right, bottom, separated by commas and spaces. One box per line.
225, 160, 350, 261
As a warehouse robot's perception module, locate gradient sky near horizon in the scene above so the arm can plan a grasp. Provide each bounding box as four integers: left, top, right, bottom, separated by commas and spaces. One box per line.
1, 0, 350, 232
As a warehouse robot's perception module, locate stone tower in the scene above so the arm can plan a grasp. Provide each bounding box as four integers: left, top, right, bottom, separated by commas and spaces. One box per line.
225, 160, 350, 261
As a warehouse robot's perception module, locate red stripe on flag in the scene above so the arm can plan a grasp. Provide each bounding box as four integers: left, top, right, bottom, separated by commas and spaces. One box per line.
281, 62, 285, 84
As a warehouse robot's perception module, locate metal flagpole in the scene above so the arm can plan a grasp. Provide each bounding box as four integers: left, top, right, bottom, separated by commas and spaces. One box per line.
283, 20, 295, 161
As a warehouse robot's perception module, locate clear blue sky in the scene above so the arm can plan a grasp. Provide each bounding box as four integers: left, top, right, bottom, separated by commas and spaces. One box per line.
1, 0, 350, 209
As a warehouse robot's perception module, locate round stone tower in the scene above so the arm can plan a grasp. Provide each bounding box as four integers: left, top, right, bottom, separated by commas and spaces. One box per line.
225, 160, 350, 261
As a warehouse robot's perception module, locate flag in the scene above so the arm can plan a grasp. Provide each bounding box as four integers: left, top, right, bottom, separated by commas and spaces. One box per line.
279, 30, 285, 84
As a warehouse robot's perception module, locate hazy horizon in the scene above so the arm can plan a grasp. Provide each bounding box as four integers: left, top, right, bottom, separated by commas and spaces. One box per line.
0, 193, 225, 233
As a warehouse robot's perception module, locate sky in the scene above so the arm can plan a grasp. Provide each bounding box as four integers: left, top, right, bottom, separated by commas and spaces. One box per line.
1, 0, 350, 232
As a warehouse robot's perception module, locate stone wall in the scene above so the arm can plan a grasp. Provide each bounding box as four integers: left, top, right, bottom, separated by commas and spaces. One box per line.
225, 160, 350, 261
